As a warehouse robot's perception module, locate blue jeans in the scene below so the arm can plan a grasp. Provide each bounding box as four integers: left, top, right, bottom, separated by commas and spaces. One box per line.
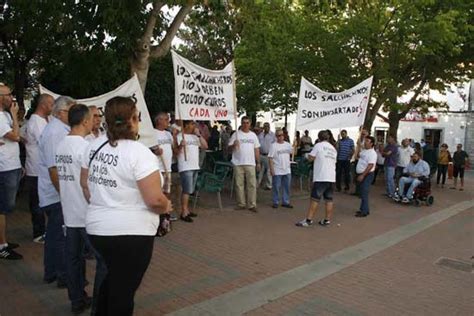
398, 177, 421, 199
272, 174, 291, 205
66, 227, 91, 308
384, 166, 396, 196
43, 202, 66, 283
359, 172, 374, 215
0, 168, 21, 214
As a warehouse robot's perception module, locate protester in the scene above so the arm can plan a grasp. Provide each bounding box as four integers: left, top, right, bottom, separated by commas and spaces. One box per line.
300, 130, 312, 153
396, 139, 414, 182
282, 126, 290, 142
220, 125, 232, 161
335, 129, 354, 193
152, 113, 174, 199
436, 143, 451, 188
383, 135, 398, 198
450, 144, 469, 191
209, 125, 220, 151
414, 142, 423, 158
39, 95, 76, 285
393, 152, 430, 203
268, 129, 293, 209
80, 96, 171, 315
296, 130, 337, 227
56, 104, 93, 314
175, 120, 208, 222
355, 136, 377, 217
23, 94, 54, 244
0, 83, 23, 260
197, 121, 210, 168
351, 128, 369, 196
294, 131, 301, 157
84, 105, 104, 142
372, 143, 385, 185
257, 122, 275, 190
228, 116, 261, 212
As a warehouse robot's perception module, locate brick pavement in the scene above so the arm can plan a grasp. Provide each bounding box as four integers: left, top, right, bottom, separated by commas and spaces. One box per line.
0, 175, 472, 315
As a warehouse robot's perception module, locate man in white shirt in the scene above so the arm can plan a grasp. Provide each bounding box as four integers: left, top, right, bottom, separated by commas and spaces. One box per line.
39, 95, 76, 286
355, 136, 377, 217
84, 105, 104, 142
152, 113, 173, 196
56, 104, 93, 313
257, 122, 275, 190
174, 120, 208, 222
0, 84, 23, 260
229, 116, 261, 212
268, 129, 293, 208
296, 130, 337, 227
23, 94, 54, 243
396, 138, 414, 182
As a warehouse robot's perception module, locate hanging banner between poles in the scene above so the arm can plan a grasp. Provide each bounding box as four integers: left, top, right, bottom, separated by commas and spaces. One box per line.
171, 50, 236, 121
39, 74, 157, 147
296, 76, 373, 130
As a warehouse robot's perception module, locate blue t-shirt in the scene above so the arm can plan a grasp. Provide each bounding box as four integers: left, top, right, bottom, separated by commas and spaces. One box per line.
384, 144, 398, 167
337, 138, 354, 161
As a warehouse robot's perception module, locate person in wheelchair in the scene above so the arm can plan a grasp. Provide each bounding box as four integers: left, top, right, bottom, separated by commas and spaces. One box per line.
393, 152, 430, 203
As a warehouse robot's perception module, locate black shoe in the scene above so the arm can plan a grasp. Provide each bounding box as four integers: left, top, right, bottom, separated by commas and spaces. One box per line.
318, 219, 331, 226
188, 212, 198, 218
7, 242, 19, 249
355, 212, 368, 217
281, 204, 294, 209
272, 204, 278, 208
57, 279, 68, 289
71, 296, 92, 315
43, 276, 57, 284
180, 215, 193, 223
0, 246, 23, 260
248, 207, 258, 213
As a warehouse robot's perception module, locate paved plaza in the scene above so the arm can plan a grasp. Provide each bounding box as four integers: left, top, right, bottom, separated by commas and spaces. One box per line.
0, 174, 473, 315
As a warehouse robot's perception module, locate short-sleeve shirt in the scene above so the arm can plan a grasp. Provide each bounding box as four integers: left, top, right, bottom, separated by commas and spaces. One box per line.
453, 150, 469, 167
85, 130, 106, 142
337, 137, 354, 161
154, 129, 173, 172
397, 146, 415, 168
56, 135, 89, 227
82, 139, 160, 236
229, 130, 260, 166
24, 114, 48, 176
383, 144, 398, 167
177, 133, 200, 172
38, 117, 71, 207
356, 148, 377, 173
309, 141, 337, 182
0, 111, 21, 172
268, 141, 292, 175
258, 131, 276, 155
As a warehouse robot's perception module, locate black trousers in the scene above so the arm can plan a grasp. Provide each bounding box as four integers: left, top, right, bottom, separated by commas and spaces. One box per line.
436, 164, 448, 184
89, 235, 154, 316
336, 160, 351, 190
26, 176, 45, 238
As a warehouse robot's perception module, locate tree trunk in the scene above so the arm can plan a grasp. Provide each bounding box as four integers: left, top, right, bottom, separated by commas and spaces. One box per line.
387, 110, 401, 141
14, 59, 27, 111
130, 40, 151, 93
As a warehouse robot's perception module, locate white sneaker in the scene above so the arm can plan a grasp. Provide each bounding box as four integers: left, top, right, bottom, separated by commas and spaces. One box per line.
402, 197, 410, 204
33, 235, 45, 244
392, 194, 401, 202
295, 219, 313, 227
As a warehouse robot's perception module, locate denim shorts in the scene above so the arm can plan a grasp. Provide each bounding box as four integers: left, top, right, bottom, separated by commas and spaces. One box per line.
311, 181, 334, 201
180, 170, 199, 194
0, 168, 22, 214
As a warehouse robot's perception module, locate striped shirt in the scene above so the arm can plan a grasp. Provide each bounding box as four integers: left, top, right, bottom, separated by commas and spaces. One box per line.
337, 137, 354, 161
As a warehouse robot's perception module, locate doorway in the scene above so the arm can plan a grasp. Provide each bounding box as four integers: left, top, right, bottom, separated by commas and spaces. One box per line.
423, 128, 443, 149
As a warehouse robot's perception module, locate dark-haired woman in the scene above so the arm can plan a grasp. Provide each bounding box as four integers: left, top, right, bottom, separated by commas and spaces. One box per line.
80, 96, 170, 315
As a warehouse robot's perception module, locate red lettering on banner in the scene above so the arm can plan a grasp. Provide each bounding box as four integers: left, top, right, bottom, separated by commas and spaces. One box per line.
214, 109, 228, 118
189, 107, 210, 118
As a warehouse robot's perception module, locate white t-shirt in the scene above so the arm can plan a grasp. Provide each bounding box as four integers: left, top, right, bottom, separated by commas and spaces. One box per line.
309, 141, 337, 182
0, 111, 21, 172
177, 133, 200, 172
154, 129, 173, 172
268, 142, 292, 175
356, 148, 377, 173
56, 135, 89, 227
24, 114, 48, 176
85, 130, 105, 142
82, 139, 160, 236
38, 117, 71, 207
229, 130, 260, 166
398, 146, 415, 167
376, 147, 385, 165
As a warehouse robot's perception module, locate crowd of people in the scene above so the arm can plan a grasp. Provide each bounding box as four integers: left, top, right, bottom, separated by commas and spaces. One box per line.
0, 81, 471, 315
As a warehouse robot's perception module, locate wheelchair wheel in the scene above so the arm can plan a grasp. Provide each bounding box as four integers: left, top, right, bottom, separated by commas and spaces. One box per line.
426, 195, 434, 206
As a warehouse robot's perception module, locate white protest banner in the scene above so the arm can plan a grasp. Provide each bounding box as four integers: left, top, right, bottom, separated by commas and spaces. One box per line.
39, 74, 157, 147
172, 50, 236, 121
296, 76, 373, 130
